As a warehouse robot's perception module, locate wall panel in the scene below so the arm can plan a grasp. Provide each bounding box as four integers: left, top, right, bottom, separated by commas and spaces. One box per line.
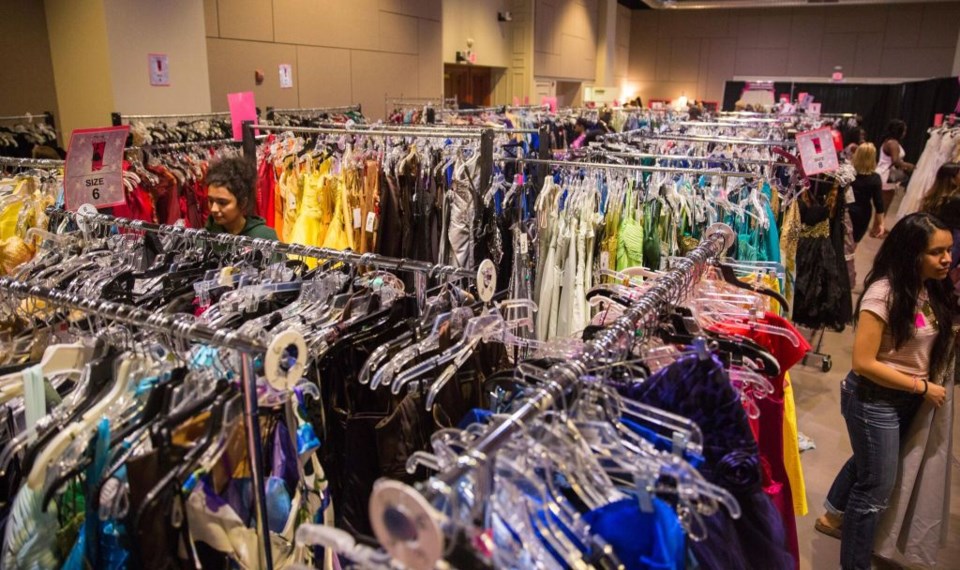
208, 0, 443, 119
625, 3, 960, 105
0, 2, 60, 128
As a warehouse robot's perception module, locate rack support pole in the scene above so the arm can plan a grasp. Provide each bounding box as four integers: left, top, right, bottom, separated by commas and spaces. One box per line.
241, 351, 274, 570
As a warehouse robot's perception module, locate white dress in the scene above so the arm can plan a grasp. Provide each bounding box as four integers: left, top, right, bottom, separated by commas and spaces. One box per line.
896, 131, 942, 221
874, 351, 955, 568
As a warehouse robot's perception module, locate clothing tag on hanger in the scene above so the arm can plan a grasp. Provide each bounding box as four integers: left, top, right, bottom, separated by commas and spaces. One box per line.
365, 211, 376, 233
845, 186, 855, 204
600, 251, 610, 271
519, 232, 529, 255
353, 208, 362, 229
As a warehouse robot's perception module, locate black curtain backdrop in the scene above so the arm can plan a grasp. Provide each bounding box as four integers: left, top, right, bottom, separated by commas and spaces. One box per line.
722, 78, 960, 160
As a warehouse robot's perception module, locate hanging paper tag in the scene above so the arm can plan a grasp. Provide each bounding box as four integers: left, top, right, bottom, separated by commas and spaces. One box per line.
915, 312, 926, 328
365, 211, 376, 233
796, 127, 839, 175
519, 233, 529, 255
600, 251, 610, 271
845, 186, 855, 204
353, 208, 361, 229
476, 259, 497, 303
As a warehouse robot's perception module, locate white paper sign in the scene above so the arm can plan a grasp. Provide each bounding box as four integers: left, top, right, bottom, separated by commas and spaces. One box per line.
148, 53, 169, 86
796, 127, 839, 175
64, 126, 129, 211
279, 64, 293, 89
809, 102, 822, 116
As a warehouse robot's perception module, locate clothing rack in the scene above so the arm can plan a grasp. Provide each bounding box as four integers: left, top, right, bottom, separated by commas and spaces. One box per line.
674, 120, 786, 129
510, 156, 758, 178
124, 138, 242, 153
0, 111, 56, 129
111, 110, 234, 125
0, 156, 65, 169
369, 222, 737, 567
581, 144, 798, 169
602, 130, 797, 147
48, 208, 480, 282
242, 121, 497, 204
272, 122, 540, 136
265, 104, 362, 121
0, 276, 294, 570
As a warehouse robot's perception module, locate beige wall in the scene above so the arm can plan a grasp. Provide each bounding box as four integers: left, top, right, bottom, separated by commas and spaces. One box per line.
205, 0, 443, 121
102, 0, 212, 117
44, 0, 115, 138
443, 0, 512, 68
535, 0, 599, 81
625, 2, 960, 105
0, 2, 59, 135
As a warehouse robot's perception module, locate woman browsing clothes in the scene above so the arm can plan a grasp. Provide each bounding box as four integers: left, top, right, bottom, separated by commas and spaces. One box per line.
815, 213, 953, 569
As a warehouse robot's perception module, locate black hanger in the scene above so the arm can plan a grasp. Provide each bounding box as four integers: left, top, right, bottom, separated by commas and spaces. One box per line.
715, 262, 790, 313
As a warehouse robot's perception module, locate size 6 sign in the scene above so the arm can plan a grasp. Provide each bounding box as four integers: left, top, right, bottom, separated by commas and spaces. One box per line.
795, 127, 839, 176
64, 126, 129, 211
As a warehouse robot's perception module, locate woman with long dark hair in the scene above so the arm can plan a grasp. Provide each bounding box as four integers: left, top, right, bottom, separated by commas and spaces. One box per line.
815, 213, 952, 569
920, 162, 960, 217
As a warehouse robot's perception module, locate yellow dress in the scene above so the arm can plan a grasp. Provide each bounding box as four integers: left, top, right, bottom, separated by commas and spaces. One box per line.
781, 372, 808, 515
287, 159, 334, 268
321, 175, 355, 252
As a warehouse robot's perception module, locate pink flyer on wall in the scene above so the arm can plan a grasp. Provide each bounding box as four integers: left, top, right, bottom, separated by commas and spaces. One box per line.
63, 126, 129, 211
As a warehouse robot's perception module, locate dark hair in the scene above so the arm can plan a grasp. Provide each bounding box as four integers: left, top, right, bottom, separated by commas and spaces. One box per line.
857, 212, 954, 377
575, 118, 591, 130
206, 156, 256, 213
920, 162, 960, 216
882, 119, 907, 143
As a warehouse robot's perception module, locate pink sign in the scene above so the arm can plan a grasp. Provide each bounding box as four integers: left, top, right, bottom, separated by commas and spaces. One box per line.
227, 91, 258, 141
64, 126, 129, 211
796, 127, 840, 175
934, 113, 944, 127
541, 96, 557, 113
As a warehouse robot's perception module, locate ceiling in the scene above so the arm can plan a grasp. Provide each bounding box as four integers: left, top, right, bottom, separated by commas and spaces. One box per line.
619, 0, 958, 9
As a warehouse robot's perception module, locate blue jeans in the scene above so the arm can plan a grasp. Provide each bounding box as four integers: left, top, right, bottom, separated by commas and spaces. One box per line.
825, 372, 922, 570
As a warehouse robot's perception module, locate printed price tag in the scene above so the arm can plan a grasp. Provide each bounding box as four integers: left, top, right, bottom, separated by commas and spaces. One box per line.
365, 211, 376, 233
795, 127, 839, 176
519, 233, 529, 255
63, 126, 129, 211
353, 208, 362, 229
600, 251, 610, 271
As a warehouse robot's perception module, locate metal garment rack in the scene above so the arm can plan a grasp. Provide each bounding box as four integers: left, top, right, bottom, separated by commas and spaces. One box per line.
602, 130, 797, 148
0, 277, 280, 570
48, 208, 479, 282
0, 156, 65, 169
111, 111, 234, 126
579, 145, 797, 169
369, 223, 737, 567
509, 156, 757, 178
674, 120, 787, 129
265, 104, 363, 121
124, 138, 242, 153
242, 122, 499, 202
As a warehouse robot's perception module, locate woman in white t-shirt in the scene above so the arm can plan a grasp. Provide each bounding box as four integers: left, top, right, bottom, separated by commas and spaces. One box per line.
815, 212, 952, 569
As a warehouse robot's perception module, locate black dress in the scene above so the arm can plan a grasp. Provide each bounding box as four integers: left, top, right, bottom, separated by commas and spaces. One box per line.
793, 180, 853, 331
